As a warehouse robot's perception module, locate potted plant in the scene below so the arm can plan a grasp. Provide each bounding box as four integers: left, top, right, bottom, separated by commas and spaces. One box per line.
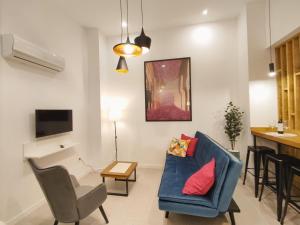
224, 102, 244, 158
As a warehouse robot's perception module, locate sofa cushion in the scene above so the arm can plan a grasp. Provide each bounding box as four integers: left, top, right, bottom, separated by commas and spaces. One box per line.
181, 134, 198, 156
182, 158, 215, 195
167, 138, 190, 157
158, 155, 214, 208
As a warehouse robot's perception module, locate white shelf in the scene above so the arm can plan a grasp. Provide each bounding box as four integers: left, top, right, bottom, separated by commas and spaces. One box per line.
23, 135, 78, 159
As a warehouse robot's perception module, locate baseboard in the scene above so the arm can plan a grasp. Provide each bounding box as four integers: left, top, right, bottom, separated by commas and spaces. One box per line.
6, 198, 45, 225
138, 164, 163, 170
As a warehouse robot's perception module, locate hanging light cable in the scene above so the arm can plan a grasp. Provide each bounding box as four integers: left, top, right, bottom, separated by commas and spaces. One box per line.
268, 0, 276, 77
135, 0, 151, 54
115, 0, 128, 73
113, 0, 142, 57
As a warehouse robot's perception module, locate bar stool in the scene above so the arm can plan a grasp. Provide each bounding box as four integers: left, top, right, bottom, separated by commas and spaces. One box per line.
259, 153, 287, 221
281, 165, 300, 224
243, 146, 276, 197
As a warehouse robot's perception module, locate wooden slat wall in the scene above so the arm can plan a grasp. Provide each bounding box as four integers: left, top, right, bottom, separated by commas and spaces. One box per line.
276, 33, 300, 132
276, 33, 300, 191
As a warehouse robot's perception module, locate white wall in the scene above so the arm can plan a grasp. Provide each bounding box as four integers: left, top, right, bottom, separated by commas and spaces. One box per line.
85, 28, 103, 169
249, 80, 278, 126
267, 0, 300, 45
100, 20, 249, 168
0, 0, 92, 223
247, 0, 278, 127
236, 6, 251, 161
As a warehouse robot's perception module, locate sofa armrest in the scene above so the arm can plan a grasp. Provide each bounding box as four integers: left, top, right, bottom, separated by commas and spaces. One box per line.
217, 157, 242, 212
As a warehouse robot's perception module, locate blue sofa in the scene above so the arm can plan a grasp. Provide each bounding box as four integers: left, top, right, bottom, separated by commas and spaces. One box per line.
158, 131, 242, 224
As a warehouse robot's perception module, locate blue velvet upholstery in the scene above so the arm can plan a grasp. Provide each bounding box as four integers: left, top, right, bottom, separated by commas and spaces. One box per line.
158, 131, 242, 218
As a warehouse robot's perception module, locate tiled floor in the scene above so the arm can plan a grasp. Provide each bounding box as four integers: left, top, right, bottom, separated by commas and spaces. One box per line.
16, 168, 300, 225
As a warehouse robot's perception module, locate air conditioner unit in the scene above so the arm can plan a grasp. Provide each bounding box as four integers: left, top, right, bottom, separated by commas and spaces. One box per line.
1, 34, 65, 72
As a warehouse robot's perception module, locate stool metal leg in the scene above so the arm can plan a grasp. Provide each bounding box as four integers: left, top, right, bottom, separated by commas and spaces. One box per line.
254, 151, 260, 198
259, 157, 269, 201
280, 171, 294, 225
275, 162, 284, 221
243, 148, 251, 185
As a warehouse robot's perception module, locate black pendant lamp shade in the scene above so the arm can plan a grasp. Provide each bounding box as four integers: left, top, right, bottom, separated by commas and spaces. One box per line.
269, 62, 276, 77
135, 28, 151, 54
135, 0, 151, 54
115, 56, 128, 74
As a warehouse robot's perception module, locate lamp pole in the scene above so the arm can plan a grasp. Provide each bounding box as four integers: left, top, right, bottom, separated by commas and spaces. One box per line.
114, 120, 118, 161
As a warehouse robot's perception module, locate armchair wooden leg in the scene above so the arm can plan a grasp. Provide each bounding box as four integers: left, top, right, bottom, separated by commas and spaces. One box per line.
165, 211, 169, 218
75, 222, 79, 225
53, 220, 58, 225
99, 206, 109, 224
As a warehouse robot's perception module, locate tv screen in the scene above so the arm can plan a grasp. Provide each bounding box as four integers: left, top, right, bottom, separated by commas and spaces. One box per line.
35, 110, 73, 138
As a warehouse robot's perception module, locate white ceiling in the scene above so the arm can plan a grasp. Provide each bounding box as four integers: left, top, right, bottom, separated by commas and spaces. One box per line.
51, 0, 259, 36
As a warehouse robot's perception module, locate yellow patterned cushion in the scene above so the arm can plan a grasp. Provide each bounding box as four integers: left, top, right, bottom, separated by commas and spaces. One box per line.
168, 138, 190, 157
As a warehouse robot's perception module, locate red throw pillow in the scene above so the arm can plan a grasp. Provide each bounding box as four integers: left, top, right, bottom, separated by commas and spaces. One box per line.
181, 134, 198, 156
182, 158, 216, 195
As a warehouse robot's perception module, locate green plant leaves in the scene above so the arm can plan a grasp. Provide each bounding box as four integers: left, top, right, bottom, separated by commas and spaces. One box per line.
224, 101, 244, 150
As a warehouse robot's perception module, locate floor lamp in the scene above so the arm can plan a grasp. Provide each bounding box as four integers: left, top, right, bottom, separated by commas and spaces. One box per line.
113, 120, 118, 161
109, 110, 122, 162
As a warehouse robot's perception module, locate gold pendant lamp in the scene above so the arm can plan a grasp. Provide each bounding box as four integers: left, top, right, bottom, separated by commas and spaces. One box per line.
113, 0, 142, 57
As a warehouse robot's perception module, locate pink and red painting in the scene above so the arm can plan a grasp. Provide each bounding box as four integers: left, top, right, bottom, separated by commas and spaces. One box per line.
144, 57, 192, 121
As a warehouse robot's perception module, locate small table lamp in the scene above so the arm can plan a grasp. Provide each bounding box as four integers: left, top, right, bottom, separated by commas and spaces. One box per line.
108, 110, 122, 162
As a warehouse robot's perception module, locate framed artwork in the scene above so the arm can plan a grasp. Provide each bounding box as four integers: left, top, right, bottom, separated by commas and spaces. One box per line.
144, 57, 192, 121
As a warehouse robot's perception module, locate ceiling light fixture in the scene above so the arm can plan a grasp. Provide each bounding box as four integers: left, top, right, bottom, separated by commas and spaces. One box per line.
113, 0, 142, 57
115, 56, 128, 73
134, 0, 152, 54
268, 0, 276, 77
202, 9, 208, 15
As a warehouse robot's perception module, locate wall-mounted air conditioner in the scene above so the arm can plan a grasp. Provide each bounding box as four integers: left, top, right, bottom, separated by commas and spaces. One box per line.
1, 34, 65, 72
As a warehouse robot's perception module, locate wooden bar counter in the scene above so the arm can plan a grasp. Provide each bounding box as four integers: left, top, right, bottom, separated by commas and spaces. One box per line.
251, 127, 300, 189
251, 127, 300, 152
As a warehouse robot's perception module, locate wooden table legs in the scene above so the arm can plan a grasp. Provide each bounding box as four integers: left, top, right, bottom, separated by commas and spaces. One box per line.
102, 168, 137, 197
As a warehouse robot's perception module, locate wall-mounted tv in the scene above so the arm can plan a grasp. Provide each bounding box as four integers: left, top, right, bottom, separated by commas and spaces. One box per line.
35, 109, 73, 138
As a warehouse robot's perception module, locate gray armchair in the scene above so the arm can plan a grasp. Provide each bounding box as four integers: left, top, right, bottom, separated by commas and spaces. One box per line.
28, 159, 108, 225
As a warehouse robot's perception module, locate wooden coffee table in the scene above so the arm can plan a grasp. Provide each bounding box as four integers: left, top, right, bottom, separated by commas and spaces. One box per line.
100, 161, 137, 196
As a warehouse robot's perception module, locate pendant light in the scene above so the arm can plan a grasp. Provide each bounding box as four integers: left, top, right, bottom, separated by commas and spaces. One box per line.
113, 0, 142, 57
116, 56, 128, 73
135, 0, 151, 54
115, 0, 128, 73
268, 0, 276, 77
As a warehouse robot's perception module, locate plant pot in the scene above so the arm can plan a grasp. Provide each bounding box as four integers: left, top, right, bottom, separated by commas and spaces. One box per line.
228, 149, 240, 160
